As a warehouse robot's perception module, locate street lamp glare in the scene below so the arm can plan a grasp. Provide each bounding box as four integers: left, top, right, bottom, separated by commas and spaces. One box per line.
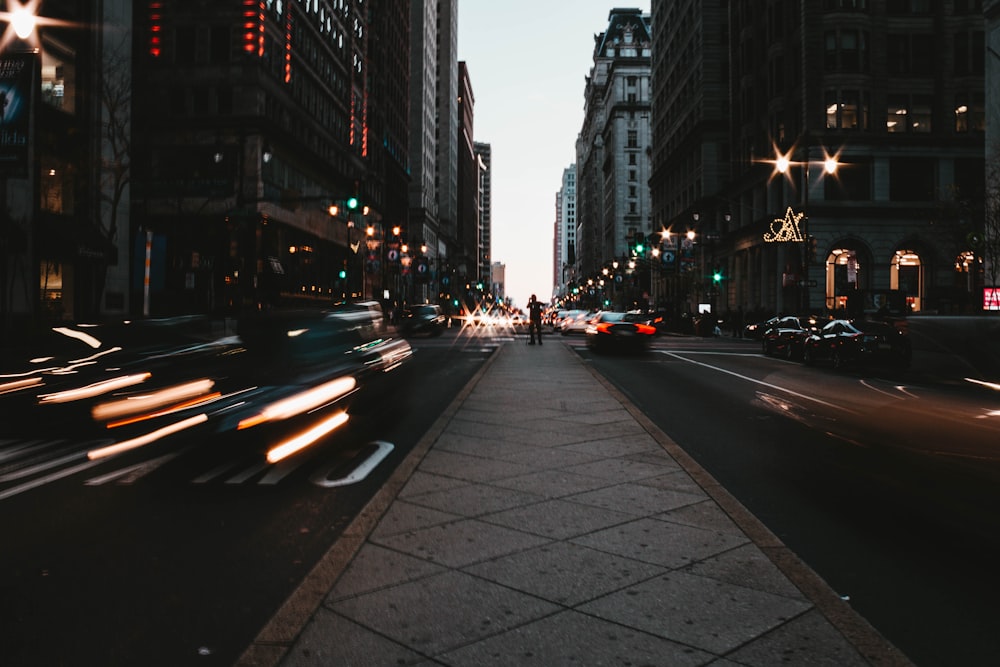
823, 156, 838, 174
775, 154, 791, 174
11, 5, 36, 40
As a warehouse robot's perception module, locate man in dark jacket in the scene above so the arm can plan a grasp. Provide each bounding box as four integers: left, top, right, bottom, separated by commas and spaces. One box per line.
528, 294, 543, 345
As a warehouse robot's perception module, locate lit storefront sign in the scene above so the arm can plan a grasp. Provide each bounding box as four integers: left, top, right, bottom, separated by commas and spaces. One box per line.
763, 207, 805, 243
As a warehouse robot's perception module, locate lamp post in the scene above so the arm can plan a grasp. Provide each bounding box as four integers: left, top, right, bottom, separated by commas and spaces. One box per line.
774, 146, 839, 312
0, 4, 38, 333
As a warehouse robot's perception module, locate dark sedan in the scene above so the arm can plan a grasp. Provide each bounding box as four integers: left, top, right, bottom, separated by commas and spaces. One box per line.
802, 319, 911, 370
400, 303, 445, 336
761, 314, 829, 360
585, 311, 657, 353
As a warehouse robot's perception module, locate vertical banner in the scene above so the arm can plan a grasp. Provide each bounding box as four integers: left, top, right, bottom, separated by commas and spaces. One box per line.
0, 52, 36, 178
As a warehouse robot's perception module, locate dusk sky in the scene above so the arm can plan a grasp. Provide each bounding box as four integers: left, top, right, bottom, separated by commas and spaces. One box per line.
458, 2, 651, 309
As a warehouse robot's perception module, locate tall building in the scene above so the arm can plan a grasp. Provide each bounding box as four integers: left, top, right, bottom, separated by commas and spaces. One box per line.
649, 0, 730, 317
456, 62, 479, 290
491, 261, 506, 304
131, 1, 413, 315
984, 0, 1000, 305
475, 142, 492, 291
650, 0, 987, 318
409, 0, 459, 304
576, 8, 653, 306
0, 1, 127, 332
554, 165, 577, 298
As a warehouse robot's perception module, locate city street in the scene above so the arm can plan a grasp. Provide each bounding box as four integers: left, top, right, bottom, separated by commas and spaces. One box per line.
0, 327, 494, 666
578, 333, 1000, 667
2, 322, 999, 665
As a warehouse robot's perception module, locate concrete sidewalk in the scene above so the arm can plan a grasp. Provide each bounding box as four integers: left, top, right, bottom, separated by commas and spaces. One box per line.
240, 338, 910, 666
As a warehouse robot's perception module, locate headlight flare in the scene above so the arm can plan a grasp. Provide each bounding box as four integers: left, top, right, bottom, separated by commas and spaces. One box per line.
91, 378, 216, 422
237, 376, 357, 430
87, 413, 208, 460
266, 411, 349, 463
38, 372, 152, 404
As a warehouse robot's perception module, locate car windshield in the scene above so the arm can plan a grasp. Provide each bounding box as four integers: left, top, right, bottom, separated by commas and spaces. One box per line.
600, 312, 627, 322
411, 306, 438, 316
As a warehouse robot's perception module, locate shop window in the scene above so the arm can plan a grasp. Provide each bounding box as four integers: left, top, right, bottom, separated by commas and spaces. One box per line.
891, 250, 922, 311
41, 46, 75, 114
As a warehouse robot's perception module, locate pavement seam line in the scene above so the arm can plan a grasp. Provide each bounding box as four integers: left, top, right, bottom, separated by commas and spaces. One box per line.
235, 343, 504, 667
575, 346, 914, 667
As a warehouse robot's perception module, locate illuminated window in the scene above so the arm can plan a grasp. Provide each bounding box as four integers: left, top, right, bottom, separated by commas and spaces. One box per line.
41, 41, 75, 114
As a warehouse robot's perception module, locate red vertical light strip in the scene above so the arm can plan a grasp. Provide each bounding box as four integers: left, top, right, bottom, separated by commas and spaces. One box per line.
149, 2, 163, 57
241, 0, 264, 55
284, 2, 292, 82
349, 92, 356, 147
362, 90, 368, 157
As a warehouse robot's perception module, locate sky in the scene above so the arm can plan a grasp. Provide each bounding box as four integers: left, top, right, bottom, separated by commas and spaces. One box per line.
457, 1, 651, 310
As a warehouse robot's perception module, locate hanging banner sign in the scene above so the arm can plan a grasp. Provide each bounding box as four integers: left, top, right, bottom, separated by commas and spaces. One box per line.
0, 52, 37, 178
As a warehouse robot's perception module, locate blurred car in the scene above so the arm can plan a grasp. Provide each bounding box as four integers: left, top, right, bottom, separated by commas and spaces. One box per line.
585, 311, 657, 353
744, 316, 780, 340
802, 319, 911, 370
560, 310, 593, 335
0, 307, 413, 465
550, 309, 569, 331
0, 317, 242, 442
761, 315, 825, 360
400, 304, 445, 336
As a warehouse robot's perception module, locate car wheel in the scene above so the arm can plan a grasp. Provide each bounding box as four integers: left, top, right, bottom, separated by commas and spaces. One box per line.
832, 349, 847, 370
782, 344, 793, 360
761, 340, 770, 356
803, 346, 814, 365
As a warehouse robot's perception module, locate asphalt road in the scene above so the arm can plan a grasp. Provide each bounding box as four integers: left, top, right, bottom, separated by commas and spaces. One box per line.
0, 331, 493, 667
579, 334, 1000, 667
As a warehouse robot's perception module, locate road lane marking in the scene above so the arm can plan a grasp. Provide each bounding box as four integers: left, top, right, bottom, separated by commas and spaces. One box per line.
84, 450, 186, 486
310, 440, 394, 488
0, 457, 106, 500
658, 350, 857, 414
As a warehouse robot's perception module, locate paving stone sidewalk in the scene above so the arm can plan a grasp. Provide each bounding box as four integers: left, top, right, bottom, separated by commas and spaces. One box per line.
240, 338, 910, 666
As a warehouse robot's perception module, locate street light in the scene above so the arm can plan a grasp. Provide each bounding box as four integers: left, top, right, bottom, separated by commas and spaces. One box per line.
772, 144, 840, 311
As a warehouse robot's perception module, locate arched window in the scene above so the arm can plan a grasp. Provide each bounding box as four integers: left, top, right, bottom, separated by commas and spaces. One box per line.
891, 250, 922, 311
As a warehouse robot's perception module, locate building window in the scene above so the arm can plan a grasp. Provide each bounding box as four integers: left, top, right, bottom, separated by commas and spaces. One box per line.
40, 44, 75, 114
910, 95, 932, 132
627, 130, 638, 148
890, 157, 935, 201
825, 89, 869, 130
823, 0, 868, 9
824, 157, 872, 201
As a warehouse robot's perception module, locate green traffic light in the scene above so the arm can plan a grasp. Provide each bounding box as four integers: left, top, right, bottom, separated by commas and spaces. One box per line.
713, 272, 722, 283
635, 243, 644, 253
338, 270, 347, 279
347, 197, 359, 210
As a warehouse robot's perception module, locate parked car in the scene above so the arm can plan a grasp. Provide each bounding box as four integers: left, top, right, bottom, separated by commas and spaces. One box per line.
585, 311, 657, 353
560, 310, 593, 335
744, 316, 780, 340
802, 319, 911, 370
761, 315, 828, 360
400, 304, 445, 336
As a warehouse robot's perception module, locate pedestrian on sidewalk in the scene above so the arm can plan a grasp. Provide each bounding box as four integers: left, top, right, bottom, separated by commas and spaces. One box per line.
528, 294, 543, 345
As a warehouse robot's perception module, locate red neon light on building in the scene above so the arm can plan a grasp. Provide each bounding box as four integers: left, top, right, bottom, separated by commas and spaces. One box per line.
242, 1, 265, 56
148, 2, 163, 57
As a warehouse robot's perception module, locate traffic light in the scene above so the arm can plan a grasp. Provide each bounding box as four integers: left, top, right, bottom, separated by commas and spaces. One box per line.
338, 268, 347, 280
712, 266, 723, 284
346, 196, 359, 211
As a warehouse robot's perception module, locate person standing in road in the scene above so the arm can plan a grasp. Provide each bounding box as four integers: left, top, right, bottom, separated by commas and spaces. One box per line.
528, 294, 543, 345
